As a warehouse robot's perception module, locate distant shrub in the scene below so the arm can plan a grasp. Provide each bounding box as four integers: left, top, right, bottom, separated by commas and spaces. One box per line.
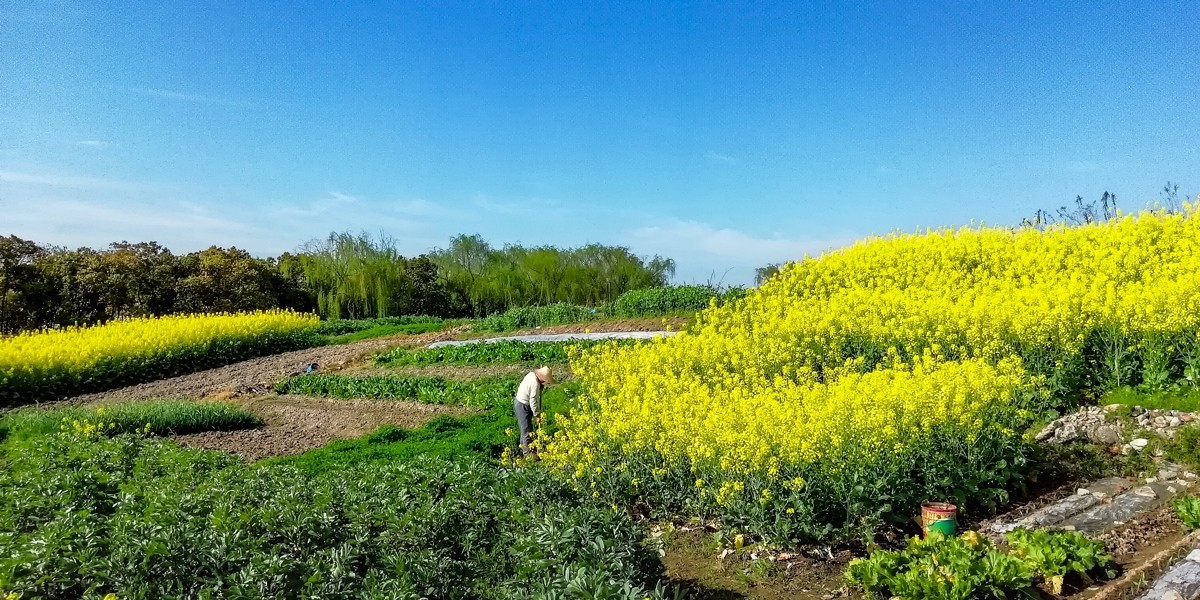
315, 315, 444, 336
607, 285, 745, 317
477, 303, 595, 332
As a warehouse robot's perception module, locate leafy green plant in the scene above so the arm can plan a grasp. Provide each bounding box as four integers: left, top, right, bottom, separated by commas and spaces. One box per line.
0, 401, 262, 442
1173, 494, 1200, 530
0, 427, 675, 599
376, 339, 643, 366
1005, 528, 1118, 593
845, 531, 1034, 600
846, 529, 1117, 600
276, 373, 520, 409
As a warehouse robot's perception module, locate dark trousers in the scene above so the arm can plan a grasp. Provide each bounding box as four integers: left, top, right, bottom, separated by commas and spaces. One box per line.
514, 399, 535, 455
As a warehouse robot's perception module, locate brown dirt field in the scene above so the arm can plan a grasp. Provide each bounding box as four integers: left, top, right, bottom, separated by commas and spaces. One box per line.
171, 394, 475, 462
56, 327, 468, 408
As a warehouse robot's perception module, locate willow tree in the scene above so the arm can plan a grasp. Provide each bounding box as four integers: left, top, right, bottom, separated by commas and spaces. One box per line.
290, 232, 409, 320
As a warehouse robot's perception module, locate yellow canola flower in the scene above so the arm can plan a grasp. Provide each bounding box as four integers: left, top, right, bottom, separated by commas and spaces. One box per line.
544, 206, 1200, 519
0, 310, 317, 399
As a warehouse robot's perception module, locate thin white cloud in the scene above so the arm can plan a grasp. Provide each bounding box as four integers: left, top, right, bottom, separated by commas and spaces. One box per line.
385, 197, 459, 218
626, 219, 851, 267
127, 87, 252, 107
472, 192, 565, 217
76, 140, 113, 149
273, 190, 359, 218
705, 151, 737, 163
0, 169, 147, 191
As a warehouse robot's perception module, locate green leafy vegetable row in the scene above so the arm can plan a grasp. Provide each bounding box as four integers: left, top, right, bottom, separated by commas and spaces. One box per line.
276, 374, 520, 409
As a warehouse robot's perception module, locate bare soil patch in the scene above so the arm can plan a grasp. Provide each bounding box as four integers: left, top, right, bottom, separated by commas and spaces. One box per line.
54, 328, 466, 408
662, 529, 859, 600
171, 394, 474, 462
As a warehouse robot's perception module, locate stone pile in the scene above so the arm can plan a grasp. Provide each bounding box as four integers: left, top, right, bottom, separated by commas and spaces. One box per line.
1129, 406, 1195, 439
1035, 406, 1123, 445
1035, 405, 1198, 449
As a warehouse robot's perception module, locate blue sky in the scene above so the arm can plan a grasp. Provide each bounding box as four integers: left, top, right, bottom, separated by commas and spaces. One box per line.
2, 1, 1197, 285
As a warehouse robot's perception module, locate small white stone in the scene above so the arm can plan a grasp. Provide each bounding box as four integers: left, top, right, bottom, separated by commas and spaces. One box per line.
1131, 438, 1150, 449
1077, 488, 1091, 496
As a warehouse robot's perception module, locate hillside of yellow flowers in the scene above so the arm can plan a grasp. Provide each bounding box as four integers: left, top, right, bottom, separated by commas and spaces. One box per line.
0, 310, 318, 406
544, 207, 1200, 545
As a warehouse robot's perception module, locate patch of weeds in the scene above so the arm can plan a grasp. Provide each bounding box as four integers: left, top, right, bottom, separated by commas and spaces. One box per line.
1165, 423, 1200, 469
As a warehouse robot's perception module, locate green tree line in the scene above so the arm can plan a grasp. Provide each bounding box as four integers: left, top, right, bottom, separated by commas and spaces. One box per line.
0, 232, 674, 333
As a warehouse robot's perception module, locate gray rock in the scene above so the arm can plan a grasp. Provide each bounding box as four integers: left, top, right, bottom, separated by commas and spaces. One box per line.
1088, 477, 1132, 498
1169, 417, 1183, 427
1057, 424, 1082, 443
1135, 558, 1200, 600
1090, 423, 1123, 444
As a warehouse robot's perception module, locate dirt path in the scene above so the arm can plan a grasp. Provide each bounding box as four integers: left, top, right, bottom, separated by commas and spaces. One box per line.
53, 328, 465, 407
172, 394, 474, 462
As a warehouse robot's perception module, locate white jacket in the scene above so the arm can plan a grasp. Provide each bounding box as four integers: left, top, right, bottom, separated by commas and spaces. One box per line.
514, 371, 543, 416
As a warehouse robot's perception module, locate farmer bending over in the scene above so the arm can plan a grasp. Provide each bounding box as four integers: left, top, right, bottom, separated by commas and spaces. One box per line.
514, 366, 554, 457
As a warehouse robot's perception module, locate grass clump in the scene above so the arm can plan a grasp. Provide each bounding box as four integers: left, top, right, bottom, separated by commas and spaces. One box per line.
476, 303, 596, 332
0, 401, 262, 442
376, 339, 643, 366
276, 374, 520, 409
314, 315, 445, 336
314, 316, 450, 344
1103, 385, 1200, 412
0, 429, 675, 599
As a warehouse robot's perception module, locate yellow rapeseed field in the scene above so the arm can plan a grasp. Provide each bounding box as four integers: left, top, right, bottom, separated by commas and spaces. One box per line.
544, 207, 1200, 543
0, 310, 317, 405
